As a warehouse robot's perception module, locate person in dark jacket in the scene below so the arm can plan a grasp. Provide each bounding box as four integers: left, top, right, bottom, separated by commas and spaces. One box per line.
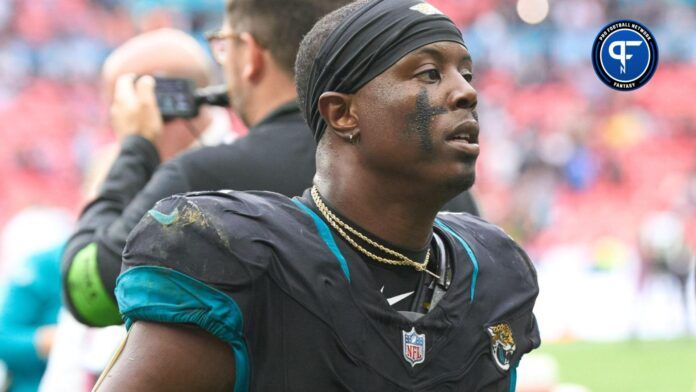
62, 0, 479, 328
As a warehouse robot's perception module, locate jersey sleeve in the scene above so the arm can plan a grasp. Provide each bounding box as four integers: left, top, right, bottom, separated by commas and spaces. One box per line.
114, 193, 269, 389
482, 225, 541, 380
436, 212, 541, 387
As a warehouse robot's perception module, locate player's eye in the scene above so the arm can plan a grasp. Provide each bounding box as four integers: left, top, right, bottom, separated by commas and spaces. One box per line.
417, 69, 441, 83
462, 72, 473, 83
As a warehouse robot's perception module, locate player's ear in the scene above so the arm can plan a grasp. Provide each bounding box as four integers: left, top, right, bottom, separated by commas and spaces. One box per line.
239, 32, 264, 83
318, 92, 359, 138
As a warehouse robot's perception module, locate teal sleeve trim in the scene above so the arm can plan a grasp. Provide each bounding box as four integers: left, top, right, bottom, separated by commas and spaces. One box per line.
509, 362, 518, 392
434, 219, 479, 302
115, 266, 249, 392
291, 199, 351, 282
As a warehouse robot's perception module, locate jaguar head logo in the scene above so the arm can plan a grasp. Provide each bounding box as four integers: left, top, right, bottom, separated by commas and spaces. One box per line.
487, 323, 516, 371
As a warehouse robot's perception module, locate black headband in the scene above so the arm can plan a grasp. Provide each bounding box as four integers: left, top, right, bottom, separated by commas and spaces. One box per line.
304, 0, 466, 142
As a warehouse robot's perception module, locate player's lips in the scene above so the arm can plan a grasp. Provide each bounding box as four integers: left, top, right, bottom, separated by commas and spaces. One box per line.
445, 120, 480, 156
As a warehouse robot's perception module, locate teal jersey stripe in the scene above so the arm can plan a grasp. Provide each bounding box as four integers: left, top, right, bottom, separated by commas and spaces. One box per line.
115, 266, 250, 392
434, 218, 479, 302
509, 362, 518, 392
292, 198, 351, 282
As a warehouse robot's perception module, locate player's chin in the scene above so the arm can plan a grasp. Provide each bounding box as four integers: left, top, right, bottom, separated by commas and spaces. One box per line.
442, 162, 476, 193
456, 169, 476, 191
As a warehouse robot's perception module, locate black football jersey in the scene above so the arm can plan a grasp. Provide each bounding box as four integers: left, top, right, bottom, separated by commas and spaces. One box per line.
117, 190, 540, 391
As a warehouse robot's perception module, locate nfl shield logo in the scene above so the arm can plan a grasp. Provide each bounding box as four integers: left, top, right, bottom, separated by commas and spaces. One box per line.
402, 327, 426, 367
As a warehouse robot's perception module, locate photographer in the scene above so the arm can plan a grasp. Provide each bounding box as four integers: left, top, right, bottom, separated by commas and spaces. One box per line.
62, 0, 480, 328
61, 27, 234, 326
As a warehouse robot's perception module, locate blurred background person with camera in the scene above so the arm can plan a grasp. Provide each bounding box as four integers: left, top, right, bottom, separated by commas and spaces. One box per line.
61, 26, 232, 327
32, 28, 235, 392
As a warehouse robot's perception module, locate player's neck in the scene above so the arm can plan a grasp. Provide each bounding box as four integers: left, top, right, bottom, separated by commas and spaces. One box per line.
315, 173, 443, 252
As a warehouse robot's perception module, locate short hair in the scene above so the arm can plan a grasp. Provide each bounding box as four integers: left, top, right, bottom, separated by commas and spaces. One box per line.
295, 0, 372, 123
226, 0, 352, 77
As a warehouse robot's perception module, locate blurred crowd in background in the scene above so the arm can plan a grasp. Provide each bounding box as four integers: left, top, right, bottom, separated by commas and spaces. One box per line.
0, 0, 694, 390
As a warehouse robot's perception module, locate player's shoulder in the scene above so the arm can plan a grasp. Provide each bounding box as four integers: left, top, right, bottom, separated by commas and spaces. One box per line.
124, 190, 295, 276
436, 211, 537, 284
436, 211, 511, 246
144, 190, 296, 241
154, 189, 292, 218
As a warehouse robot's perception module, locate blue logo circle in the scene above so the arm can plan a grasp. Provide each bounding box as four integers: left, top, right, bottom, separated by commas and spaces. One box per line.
592, 20, 658, 91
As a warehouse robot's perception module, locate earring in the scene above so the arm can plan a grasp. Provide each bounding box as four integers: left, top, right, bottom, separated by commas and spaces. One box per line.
348, 133, 358, 144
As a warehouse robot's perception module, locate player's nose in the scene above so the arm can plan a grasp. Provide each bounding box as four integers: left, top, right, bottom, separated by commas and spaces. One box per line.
448, 74, 477, 112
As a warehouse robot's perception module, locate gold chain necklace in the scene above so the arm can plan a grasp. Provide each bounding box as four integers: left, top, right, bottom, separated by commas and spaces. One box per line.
311, 186, 440, 279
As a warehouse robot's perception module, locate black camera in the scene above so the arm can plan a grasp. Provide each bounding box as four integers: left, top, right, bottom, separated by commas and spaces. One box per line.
153, 76, 229, 121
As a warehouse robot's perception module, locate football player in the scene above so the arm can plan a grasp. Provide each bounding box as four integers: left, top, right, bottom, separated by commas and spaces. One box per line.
97, 1, 540, 390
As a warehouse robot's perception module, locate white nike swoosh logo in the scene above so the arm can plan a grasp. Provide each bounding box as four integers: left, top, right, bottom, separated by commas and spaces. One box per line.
387, 291, 415, 306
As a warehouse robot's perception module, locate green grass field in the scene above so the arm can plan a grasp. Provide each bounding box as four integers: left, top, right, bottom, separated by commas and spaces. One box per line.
536, 339, 696, 392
